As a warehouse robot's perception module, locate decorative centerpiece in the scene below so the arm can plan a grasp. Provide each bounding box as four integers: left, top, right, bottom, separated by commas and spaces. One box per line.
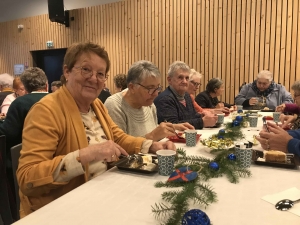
152, 148, 251, 225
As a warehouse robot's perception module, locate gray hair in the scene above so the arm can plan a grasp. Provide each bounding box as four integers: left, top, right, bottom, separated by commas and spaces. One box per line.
189, 69, 202, 80
291, 80, 300, 92
167, 61, 191, 78
0, 73, 14, 88
51, 81, 62, 87
206, 78, 223, 93
257, 70, 273, 82
20, 67, 48, 93
127, 60, 161, 84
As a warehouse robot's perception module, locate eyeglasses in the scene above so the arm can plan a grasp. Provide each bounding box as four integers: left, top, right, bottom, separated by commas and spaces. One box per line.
74, 66, 108, 81
136, 83, 162, 95
190, 80, 201, 87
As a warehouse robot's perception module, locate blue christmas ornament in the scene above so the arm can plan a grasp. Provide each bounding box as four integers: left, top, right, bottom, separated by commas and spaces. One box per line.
218, 135, 224, 139
219, 129, 225, 134
168, 167, 198, 182
232, 120, 240, 127
227, 153, 236, 161
182, 209, 211, 225
237, 109, 243, 113
209, 162, 219, 170
235, 115, 243, 122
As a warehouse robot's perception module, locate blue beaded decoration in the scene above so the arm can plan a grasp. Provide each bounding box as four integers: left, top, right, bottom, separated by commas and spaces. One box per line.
235, 115, 243, 122
209, 162, 219, 170
232, 120, 240, 127
237, 109, 243, 113
219, 129, 225, 134
182, 209, 211, 225
227, 153, 236, 161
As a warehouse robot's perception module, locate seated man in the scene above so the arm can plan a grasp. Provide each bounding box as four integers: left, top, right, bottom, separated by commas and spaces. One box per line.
154, 61, 217, 129
0, 67, 48, 199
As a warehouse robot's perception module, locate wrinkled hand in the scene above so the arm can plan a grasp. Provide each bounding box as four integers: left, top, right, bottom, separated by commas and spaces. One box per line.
256, 122, 292, 152
279, 114, 295, 128
147, 122, 175, 141
202, 114, 218, 127
173, 122, 195, 131
221, 107, 230, 113
149, 141, 176, 154
276, 104, 286, 112
79, 140, 128, 165
216, 103, 224, 108
249, 97, 258, 105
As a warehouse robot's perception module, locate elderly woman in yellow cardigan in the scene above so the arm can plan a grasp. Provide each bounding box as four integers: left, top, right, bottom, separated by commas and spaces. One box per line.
17, 42, 175, 218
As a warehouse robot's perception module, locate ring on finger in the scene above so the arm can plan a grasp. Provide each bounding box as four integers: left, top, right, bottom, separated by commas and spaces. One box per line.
267, 144, 270, 150
112, 154, 116, 158
265, 139, 269, 145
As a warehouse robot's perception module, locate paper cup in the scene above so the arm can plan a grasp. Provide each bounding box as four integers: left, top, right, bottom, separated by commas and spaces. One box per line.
156, 150, 176, 176
273, 112, 281, 123
248, 116, 258, 127
237, 105, 243, 111
185, 130, 197, 147
217, 114, 225, 124
235, 147, 253, 168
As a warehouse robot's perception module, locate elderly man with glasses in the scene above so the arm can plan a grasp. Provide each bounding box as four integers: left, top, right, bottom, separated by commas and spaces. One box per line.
105, 60, 194, 141
154, 61, 217, 129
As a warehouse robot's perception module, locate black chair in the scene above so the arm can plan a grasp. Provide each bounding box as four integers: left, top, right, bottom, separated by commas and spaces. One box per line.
0, 135, 14, 225
11, 143, 22, 221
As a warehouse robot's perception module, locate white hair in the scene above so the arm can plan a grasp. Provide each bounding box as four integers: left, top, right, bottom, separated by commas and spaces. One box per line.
257, 70, 273, 82
167, 61, 190, 78
0, 73, 14, 88
189, 69, 202, 80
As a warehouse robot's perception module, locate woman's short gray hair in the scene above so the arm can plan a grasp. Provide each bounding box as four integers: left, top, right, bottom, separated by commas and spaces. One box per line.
127, 60, 161, 84
0, 73, 14, 88
206, 78, 223, 93
20, 67, 48, 93
189, 69, 202, 80
167, 61, 191, 78
291, 80, 300, 92
257, 70, 273, 82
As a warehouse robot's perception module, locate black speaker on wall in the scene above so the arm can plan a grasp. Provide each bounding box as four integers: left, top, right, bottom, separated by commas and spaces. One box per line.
48, 0, 64, 22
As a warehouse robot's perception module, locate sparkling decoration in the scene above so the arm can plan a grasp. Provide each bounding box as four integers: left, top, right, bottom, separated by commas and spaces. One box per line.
237, 109, 243, 113
219, 129, 226, 134
201, 136, 234, 149
209, 162, 219, 170
235, 115, 243, 122
182, 209, 211, 225
227, 153, 237, 161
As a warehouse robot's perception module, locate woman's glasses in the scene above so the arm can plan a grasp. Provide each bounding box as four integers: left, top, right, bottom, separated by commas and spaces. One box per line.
74, 66, 108, 81
136, 83, 162, 95
190, 80, 201, 87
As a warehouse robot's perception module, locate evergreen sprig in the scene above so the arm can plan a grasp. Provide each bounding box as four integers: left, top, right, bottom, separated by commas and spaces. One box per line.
152, 148, 251, 225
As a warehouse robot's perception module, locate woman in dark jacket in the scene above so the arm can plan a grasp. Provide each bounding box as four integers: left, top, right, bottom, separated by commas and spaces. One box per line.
195, 78, 234, 112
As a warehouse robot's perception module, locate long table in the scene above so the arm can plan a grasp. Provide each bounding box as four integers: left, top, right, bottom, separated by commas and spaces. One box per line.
13, 113, 300, 225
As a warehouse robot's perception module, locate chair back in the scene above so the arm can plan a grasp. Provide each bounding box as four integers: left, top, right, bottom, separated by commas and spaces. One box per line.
0, 135, 14, 224
11, 143, 22, 220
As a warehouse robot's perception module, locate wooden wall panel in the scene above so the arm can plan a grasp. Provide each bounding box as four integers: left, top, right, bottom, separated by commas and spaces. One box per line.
0, 0, 299, 102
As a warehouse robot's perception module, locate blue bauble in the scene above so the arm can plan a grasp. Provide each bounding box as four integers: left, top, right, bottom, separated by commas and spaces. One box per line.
227, 153, 236, 161
209, 162, 219, 170
218, 135, 224, 139
237, 109, 243, 113
219, 129, 225, 134
182, 209, 211, 225
235, 115, 243, 122
232, 120, 240, 127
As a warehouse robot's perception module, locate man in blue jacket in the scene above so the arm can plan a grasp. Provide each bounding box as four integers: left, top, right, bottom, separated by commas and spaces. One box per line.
154, 61, 217, 129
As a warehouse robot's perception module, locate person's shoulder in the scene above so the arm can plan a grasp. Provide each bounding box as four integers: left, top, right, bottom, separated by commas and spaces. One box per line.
104, 92, 123, 107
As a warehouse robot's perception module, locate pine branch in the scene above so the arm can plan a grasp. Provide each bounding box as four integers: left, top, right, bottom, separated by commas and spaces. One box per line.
151, 203, 177, 219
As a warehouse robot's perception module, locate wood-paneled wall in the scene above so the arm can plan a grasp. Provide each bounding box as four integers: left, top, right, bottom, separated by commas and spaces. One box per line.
0, 0, 299, 103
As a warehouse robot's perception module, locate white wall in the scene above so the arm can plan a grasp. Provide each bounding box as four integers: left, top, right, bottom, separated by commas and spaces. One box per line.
0, 0, 121, 22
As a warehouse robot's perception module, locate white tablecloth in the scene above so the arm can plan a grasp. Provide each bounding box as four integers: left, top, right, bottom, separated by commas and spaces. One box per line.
13, 112, 300, 225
